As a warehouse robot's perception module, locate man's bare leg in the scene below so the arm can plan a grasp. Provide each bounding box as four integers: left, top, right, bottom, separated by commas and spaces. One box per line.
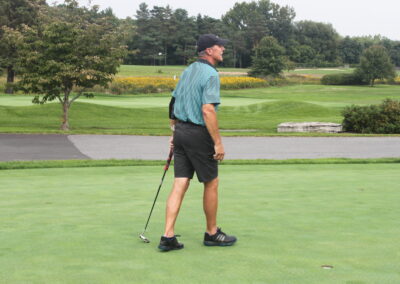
163, 177, 190, 237
203, 177, 219, 235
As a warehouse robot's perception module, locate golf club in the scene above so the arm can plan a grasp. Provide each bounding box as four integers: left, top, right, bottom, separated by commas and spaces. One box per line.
139, 148, 174, 243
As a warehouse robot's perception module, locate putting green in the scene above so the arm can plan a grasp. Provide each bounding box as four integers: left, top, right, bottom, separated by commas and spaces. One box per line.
1, 163, 399, 283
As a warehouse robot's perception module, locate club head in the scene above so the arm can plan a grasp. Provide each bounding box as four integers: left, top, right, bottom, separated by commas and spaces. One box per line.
139, 233, 150, 243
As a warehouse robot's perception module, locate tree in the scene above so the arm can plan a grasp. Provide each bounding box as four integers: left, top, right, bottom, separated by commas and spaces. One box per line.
294, 21, 340, 66
16, 0, 127, 130
355, 45, 396, 87
249, 36, 287, 77
0, 0, 46, 93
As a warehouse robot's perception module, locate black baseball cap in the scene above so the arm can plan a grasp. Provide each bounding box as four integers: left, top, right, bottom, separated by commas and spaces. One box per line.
197, 34, 229, 52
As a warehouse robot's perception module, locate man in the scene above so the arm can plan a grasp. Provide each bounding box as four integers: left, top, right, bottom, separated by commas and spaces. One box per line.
158, 34, 237, 251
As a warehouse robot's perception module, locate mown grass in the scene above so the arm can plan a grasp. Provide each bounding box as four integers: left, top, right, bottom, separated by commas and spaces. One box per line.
1, 163, 399, 283
285, 68, 353, 76
1, 84, 399, 135
116, 65, 250, 77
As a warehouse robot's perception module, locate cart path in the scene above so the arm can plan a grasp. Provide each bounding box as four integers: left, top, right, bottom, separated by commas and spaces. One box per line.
1, 134, 400, 161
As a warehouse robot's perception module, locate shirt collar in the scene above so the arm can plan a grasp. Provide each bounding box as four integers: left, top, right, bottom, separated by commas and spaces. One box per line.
197, 58, 218, 71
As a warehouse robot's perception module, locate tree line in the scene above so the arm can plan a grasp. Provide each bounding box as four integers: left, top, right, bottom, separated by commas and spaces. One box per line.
125, 1, 400, 69
2, 0, 400, 73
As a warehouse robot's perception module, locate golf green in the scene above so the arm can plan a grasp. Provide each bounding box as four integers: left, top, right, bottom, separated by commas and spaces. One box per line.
1, 164, 399, 283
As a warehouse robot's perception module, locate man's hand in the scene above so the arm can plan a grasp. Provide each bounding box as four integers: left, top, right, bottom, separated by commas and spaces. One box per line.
169, 135, 174, 150
213, 142, 225, 161
169, 119, 176, 151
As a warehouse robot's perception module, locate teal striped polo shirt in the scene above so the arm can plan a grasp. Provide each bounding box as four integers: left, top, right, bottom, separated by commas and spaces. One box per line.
172, 59, 220, 126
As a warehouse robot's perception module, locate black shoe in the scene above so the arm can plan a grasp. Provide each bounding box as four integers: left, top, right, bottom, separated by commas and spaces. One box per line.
158, 235, 184, 251
204, 228, 237, 246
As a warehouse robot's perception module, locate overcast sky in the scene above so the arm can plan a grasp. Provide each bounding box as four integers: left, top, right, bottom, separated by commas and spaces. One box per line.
74, 0, 400, 40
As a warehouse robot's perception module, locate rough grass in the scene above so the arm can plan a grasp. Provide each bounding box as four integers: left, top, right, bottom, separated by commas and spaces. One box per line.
1, 163, 399, 283
1, 158, 400, 170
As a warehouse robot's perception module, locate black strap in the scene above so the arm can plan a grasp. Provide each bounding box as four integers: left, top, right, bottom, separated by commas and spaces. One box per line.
169, 97, 176, 119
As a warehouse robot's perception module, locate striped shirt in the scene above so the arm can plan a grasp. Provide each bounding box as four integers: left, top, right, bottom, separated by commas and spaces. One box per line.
172, 59, 220, 126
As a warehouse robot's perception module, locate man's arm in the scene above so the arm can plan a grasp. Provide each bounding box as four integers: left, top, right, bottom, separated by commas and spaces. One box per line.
169, 97, 177, 149
202, 103, 225, 161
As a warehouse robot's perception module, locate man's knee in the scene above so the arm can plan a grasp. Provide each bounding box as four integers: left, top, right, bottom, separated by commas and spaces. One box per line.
173, 178, 190, 193
204, 177, 218, 189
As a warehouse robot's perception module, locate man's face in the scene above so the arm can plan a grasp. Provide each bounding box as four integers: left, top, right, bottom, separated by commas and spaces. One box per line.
207, 45, 225, 62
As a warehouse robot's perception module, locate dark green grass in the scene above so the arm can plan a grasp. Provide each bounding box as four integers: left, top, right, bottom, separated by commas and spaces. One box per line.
1, 158, 400, 170
1, 84, 399, 135
0, 102, 168, 134
1, 164, 399, 283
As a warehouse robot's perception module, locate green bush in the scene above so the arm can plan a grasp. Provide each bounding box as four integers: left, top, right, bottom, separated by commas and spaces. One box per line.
342, 99, 400, 133
321, 73, 366, 85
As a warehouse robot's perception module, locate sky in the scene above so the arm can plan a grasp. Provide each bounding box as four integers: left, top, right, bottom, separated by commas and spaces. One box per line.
74, 0, 400, 40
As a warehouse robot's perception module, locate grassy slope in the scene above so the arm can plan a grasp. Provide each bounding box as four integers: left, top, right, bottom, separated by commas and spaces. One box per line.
1, 164, 399, 283
1, 85, 399, 135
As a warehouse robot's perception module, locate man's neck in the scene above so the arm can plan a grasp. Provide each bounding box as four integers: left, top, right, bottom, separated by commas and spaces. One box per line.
199, 56, 216, 66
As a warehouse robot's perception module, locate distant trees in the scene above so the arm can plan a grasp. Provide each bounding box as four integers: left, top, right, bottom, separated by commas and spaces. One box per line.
338, 36, 363, 65
125, 1, 400, 69
127, 3, 199, 65
222, 0, 295, 68
291, 21, 340, 66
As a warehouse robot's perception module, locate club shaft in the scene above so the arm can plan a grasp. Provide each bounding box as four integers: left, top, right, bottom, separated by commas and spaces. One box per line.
142, 149, 173, 233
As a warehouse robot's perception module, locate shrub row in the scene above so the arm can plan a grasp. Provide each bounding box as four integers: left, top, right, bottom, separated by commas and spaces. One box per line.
342, 99, 400, 133
375, 76, 400, 85
321, 73, 366, 85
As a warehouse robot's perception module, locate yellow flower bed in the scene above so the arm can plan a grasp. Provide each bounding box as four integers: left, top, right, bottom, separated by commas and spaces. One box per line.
110, 76, 269, 94
112, 77, 176, 94
220, 76, 268, 89
394, 76, 400, 84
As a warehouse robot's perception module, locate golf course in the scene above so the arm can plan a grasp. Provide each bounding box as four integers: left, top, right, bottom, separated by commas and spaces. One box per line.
2, 0, 400, 281
1, 64, 400, 283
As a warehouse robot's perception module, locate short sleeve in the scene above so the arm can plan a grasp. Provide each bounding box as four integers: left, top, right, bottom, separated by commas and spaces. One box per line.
202, 75, 220, 106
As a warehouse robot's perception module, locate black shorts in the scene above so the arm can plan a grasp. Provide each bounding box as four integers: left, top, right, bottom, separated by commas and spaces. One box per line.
173, 121, 218, 183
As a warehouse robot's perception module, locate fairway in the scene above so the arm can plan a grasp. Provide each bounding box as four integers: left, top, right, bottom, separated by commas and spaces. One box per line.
116, 65, 250, 77
0, 95, 274, 108
1, 163, 399, 283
